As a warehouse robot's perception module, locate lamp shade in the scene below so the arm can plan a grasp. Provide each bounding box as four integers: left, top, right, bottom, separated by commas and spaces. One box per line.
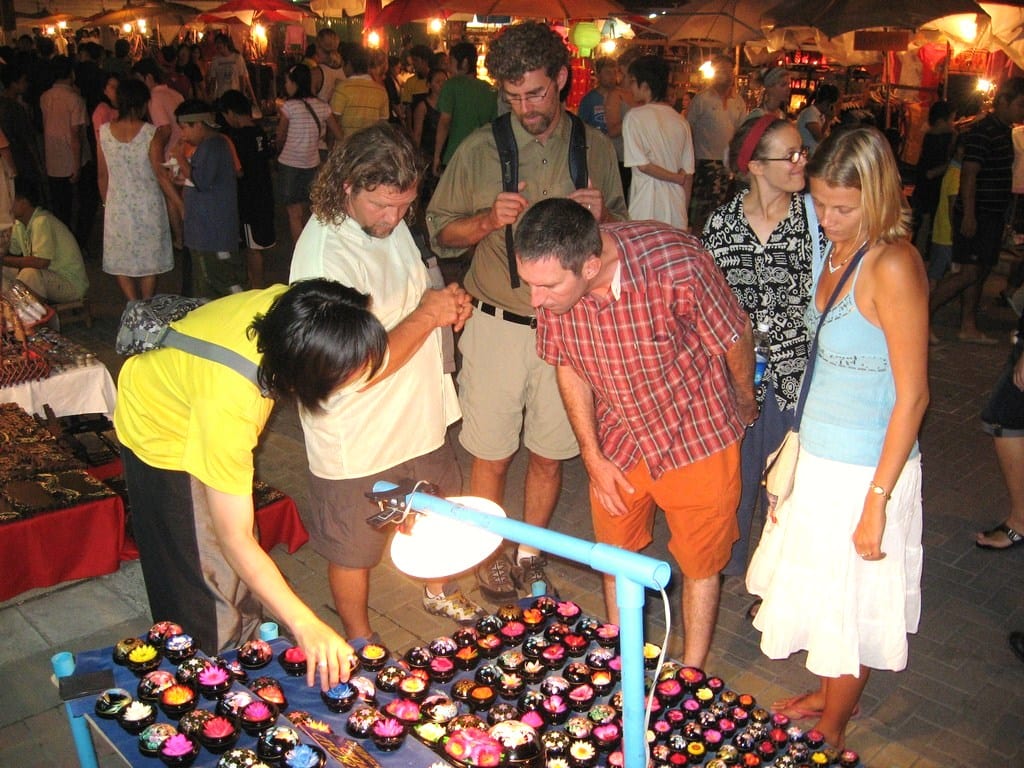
390, 496, 506, 579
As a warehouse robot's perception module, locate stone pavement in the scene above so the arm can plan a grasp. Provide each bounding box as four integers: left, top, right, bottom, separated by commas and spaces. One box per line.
1, 243, 1022, 768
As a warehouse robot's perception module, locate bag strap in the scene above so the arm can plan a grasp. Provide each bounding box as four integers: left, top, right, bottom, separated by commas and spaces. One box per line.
162, 327, 268, 396
793, 240, 871, 429
804, 192, 824, 284
300, 97, 322, 136
492, 110, 589, 289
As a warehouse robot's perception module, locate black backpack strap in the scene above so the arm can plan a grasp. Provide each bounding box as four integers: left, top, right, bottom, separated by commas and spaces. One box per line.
162, 327, 268, 396
567, 111, 589, 190
491, 112, 521, 288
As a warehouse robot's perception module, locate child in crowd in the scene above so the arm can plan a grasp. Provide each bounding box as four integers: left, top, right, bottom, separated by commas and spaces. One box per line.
912, 100, 956, 257
172, 99, 243, 298
219, 90, 276, 289
928, 137, 965, 340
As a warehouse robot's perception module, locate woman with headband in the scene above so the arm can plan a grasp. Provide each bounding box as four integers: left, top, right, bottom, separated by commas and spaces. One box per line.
702, 114, 820, 594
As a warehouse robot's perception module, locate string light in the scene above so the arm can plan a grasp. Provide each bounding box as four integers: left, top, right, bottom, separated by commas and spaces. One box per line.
428, 18, 443, 34
366, 30, 381, 48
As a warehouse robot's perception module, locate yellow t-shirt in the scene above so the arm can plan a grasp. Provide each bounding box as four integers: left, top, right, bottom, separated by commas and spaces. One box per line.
931, 161, 960, 248
114, 286, 286, 495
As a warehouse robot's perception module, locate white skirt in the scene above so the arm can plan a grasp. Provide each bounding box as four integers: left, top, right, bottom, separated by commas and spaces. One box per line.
746, 447, 922, 678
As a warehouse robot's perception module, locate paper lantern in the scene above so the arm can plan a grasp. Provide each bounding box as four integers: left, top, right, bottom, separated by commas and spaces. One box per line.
569, 22, 601, 58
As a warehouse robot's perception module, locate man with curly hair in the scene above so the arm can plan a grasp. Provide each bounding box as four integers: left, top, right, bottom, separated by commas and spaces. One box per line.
290, 123, 484, 639
426, 22, 627, 603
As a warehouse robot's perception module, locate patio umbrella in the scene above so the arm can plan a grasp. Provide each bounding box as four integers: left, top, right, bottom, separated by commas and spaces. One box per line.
444, 0, 625, 20
375, 0, 453, 26
200, 0, 319, 25
15, 10, 83, 26
84, 1, 202, 27
651, 0, 766, 48
763, 0, 988, 38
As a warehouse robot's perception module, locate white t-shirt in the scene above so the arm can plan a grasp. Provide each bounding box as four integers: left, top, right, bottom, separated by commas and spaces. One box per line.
289, 216, 460, 479
624, 102, 695, 230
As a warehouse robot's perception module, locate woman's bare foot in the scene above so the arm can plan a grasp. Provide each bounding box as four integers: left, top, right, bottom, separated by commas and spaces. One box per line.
772, 691, 826, 718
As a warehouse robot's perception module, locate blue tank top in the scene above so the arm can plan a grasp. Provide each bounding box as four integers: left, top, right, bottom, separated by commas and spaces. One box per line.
799, 259, 920, 466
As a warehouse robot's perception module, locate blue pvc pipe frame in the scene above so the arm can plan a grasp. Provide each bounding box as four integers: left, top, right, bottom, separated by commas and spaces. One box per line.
51, 653, 100, 768
391, 486, 673, 768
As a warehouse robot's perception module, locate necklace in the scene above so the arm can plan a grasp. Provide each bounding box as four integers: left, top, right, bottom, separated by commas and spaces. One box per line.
827, 240, 868, 274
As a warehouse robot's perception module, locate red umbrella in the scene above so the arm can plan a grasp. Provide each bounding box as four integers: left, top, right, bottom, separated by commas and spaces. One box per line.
366, 0, 385, 28
375, 0, 452, 26
201, 0, 319, 25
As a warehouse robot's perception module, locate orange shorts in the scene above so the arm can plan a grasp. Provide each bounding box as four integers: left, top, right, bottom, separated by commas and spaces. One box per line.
590, 443, 741, 580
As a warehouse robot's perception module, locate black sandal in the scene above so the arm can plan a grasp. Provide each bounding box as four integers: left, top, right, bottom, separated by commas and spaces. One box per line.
976, 523, 1024, 551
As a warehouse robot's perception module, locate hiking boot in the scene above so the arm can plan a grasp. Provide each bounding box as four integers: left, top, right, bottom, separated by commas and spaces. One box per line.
476, 554, 518, 603
422, 588, 486, 625
512, 554, 559, 599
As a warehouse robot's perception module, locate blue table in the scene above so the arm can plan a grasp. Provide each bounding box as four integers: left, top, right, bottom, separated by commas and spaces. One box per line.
60, 638, 438, 768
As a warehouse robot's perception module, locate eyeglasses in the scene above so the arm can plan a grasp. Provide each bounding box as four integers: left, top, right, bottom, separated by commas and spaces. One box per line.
757, 148, 809, 164
501, 81, 553, 107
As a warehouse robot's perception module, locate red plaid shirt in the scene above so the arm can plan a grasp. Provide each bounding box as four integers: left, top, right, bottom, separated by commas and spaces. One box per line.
537, 221, 748, 478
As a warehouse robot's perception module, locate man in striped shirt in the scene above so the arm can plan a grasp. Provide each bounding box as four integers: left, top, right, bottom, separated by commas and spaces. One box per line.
516, 197, 757, 669
929, 77, 1024, 343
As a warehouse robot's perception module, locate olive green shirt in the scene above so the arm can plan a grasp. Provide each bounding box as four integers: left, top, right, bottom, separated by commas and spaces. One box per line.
426, 111, 627, 317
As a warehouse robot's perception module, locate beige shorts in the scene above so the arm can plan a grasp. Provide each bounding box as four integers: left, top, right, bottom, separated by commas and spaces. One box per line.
457, 309, 578, 461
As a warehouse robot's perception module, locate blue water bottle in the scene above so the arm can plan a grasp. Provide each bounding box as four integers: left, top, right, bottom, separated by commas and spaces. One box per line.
753, 320, 770, 386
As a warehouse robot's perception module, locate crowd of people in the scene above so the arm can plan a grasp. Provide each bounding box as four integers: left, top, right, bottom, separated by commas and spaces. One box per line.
6, 20, 1023, 756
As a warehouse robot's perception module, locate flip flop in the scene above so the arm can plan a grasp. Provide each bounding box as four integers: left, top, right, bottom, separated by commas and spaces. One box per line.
975, 522, 1024, 551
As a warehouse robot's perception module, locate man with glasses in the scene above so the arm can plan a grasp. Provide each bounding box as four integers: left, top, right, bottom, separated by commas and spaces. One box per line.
623, 55, 694, 230
426, 22, 626, 603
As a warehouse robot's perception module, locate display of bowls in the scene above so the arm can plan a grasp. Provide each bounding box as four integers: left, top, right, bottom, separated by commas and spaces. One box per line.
138, 722, 178, 758
158, 733, 200, 767
159, 684, 198, 719
371, 717, 407, 752
118, 700, 157, 734
277, 646, 307, 676
113, 637, 145, 666
196, 662, 233, 699
359, 643, 389, 671
126, 644, 162, 675
176, 709, 215, 738
198, 715, 241, 754
95, 688, 133, 719
237, 640, 274, 670
138, 670, 177, 702
164, 633, 197, 664
175, 657, 208, 686
238, 699, 278, 735
257, 724, 301, 763
346, 706, 383, 739
320, 681, 357, 713
282, 743, 326, 767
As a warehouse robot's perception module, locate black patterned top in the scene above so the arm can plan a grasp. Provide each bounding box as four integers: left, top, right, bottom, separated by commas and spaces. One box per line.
702, 190, 816, 411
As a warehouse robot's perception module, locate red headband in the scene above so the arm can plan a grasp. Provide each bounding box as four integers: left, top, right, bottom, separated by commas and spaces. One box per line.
736, 114, 778, 173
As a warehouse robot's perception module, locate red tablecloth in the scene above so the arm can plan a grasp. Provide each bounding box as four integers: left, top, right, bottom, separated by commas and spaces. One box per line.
0, 495, 126, 602
2, 470, 307, 602
117, 496, 309, 560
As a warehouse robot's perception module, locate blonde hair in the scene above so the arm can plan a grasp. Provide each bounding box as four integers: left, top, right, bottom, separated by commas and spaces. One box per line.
806, 126, 910, 243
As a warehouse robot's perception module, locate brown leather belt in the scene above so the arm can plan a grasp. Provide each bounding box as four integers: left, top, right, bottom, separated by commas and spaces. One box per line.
471, 298, 537, 329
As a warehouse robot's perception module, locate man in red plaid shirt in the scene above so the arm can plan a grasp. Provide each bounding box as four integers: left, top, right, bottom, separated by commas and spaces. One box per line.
516, 198, 758, 668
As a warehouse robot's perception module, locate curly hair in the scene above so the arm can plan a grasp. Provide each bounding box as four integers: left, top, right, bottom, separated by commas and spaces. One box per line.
309, 122, 423, 226
485, 21, 569, 84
